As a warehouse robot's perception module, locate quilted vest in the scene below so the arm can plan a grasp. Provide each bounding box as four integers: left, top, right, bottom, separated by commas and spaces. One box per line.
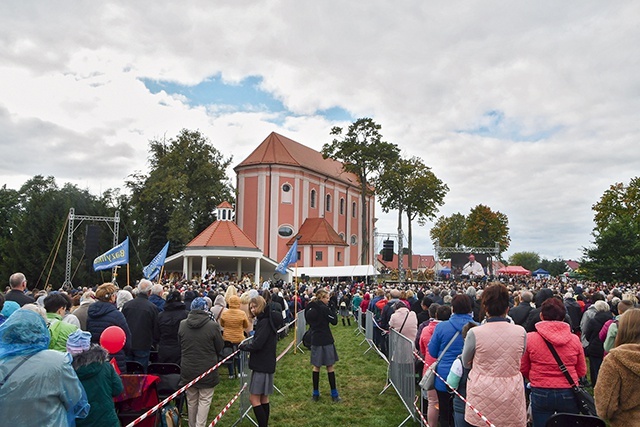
465, 321, 527, 427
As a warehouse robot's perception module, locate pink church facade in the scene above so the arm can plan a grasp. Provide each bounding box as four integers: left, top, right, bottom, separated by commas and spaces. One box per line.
234, 132, 375, 268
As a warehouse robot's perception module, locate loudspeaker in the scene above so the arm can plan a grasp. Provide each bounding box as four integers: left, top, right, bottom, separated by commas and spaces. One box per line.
382, 240, 394, 261
85, 225, 101, 257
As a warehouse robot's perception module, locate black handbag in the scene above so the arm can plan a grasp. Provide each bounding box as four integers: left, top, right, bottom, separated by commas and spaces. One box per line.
542, 338, 597, 416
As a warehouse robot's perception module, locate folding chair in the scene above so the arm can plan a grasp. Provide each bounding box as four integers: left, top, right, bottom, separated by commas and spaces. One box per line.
148, 363, 185, 417
126, 361, 146, 374
545, 413, 606, 427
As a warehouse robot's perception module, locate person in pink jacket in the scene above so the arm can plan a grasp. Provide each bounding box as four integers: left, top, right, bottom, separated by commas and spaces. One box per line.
389, 301, 418, 342
419, 304, 450, 427
462, 283, 527, 427
521, 297, 587, 427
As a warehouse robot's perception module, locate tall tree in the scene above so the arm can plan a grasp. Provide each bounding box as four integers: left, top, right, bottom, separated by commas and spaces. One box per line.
508, 251, 540, 271
582, 177, 640, 282
127, 129, 234, 263
322, 118, 400, 264
429, 213, 467, 258
463, 204, 510, 257
378, 156, 448, 268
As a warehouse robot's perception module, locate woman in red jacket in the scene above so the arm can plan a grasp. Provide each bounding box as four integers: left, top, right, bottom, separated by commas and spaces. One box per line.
521, 297, 587, 427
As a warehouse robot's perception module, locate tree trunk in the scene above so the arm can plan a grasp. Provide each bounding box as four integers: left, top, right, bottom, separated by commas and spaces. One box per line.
360, 181, 368, 265
406, 210, 413, 270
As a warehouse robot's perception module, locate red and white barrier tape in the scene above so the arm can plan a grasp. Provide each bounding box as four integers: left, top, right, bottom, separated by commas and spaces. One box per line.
125, 350, 239, 427
413, 395, 430, 427
414, 351, 496, 427
208, 383, 248, 426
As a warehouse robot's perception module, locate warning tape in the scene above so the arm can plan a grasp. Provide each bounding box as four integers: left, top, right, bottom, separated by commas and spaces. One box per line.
124, 350, 239, 427
208, 383, 248, 426
413, 351, 496, 427
413, 395, 430, 427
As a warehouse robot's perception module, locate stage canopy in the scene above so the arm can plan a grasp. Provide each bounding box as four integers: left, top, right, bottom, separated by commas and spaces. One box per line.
497, 265, 531, 275
293, 265, 378, 278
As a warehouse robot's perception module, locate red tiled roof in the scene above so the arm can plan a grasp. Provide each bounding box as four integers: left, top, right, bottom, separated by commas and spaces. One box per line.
565, 260, 580, 271
286, 217, 348, 246
234, 132, 361, 186
217, 201, 234, 209
187, 220, 259, 249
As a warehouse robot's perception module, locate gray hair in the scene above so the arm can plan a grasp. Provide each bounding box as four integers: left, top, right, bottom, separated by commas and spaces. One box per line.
138, 279, 153, 294
521, 291, 533, 303
9, 272, 26, 289
151, 284, 164, 296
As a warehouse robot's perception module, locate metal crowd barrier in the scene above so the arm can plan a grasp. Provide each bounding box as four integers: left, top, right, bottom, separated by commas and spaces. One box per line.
381, 328, 416, 427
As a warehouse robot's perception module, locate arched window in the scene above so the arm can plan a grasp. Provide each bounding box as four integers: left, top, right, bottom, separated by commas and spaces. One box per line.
326, 194, 331, 212
339, 232, 345, 242
352, 201, 357, 218
281, 183, 292, 204
350, 235, 357, 246
340, 198, 345, 215
310, 189, 316, 208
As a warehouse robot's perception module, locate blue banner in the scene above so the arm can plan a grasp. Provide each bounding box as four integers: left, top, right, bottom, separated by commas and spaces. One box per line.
143, 241, 169, 281
93, 237, 129, 271
276, 238, 299, 274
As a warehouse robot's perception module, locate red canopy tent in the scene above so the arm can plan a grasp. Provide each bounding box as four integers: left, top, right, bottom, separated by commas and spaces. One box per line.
497, 265, 531, 275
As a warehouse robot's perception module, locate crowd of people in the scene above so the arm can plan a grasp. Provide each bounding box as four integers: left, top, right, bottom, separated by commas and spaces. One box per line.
2, 269, 640, 426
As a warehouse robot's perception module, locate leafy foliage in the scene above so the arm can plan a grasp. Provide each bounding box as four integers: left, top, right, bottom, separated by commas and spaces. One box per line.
508, 251, 540, 271
430, 213, 467, 258
322, 118, 400, 264
539, 258, 568, 277
582, 177, 640, 282
378, 156, 448, 268
127, 129, 234, 264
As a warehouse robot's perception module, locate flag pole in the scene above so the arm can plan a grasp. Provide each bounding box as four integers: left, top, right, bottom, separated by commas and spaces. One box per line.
293, 235, 301, 355
127, 263, 130, 287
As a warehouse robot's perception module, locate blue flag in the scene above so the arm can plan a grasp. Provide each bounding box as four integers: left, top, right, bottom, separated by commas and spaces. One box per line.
143, 241, 170, 281
93, 237, 129, 271
276, 238, 299, 274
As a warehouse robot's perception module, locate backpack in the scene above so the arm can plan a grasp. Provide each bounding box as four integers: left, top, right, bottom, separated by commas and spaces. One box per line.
160, 402, 179, 427
302, 329, 313, 349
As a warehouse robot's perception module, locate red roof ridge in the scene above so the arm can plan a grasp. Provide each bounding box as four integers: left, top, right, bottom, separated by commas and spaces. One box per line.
286, 217, 348, 247
187, 220, 259, 250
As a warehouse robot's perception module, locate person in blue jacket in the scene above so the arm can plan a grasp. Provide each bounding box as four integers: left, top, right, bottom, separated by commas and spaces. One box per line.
428, 294, 475, 427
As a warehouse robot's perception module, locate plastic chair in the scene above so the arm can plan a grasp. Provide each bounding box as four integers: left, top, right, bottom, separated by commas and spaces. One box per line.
147, 363, 184, 417
545, 413, 606, 427
126, 361, 145, 374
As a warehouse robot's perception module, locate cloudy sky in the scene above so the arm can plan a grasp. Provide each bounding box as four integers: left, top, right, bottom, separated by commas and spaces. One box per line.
1, 1, 639, 262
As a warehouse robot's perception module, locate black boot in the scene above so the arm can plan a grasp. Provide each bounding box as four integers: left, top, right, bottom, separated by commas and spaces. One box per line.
342, 318, 346, 326
347, 317, 351, 326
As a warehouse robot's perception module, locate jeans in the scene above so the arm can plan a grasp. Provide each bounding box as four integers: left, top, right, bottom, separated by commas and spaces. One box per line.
530, 387, 579, 427
127, 349, 151, 373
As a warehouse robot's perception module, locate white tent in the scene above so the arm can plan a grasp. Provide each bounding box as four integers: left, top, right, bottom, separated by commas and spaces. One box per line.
292, 265, 378, 278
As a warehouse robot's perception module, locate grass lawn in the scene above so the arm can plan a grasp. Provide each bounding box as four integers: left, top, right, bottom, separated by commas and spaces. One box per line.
204, 320, 414, 426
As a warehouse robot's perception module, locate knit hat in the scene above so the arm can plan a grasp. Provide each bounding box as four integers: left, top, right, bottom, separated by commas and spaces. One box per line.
66, 330, 92, 355
191, 297, 208, 311
1, 301, 20, 318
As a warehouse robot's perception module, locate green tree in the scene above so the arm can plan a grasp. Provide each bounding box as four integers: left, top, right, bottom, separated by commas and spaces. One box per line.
582, 177, 640, 282
0, 176, 111, 289
539, 258, 568, 277
127, 129, 234, 264
429, 213, 466, 258
508, 251, 540, 271
378, 156, 448, 269
322, 118, 400, 264
463, 204, 510, 257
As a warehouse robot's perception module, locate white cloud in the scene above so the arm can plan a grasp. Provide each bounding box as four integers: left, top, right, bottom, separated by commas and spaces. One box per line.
1, 0, 639, 262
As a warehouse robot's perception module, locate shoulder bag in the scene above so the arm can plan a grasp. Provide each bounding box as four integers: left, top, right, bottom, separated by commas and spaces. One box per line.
419, 330, 460, 391
542, 338, 597, 416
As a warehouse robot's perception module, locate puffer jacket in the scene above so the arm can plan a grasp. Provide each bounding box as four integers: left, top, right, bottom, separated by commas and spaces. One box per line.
584, 310, 613, 358
428, 313, 475, 392
595, 343, 640, 426
220, 296, 249, 344
72, 345, 123, 427
86, 301, 132, 373
419, 320, 440, 374
521, 320, 586, 388
178, 309, 224, 389
156, 300, 187, 364
463, 320, 527, 427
